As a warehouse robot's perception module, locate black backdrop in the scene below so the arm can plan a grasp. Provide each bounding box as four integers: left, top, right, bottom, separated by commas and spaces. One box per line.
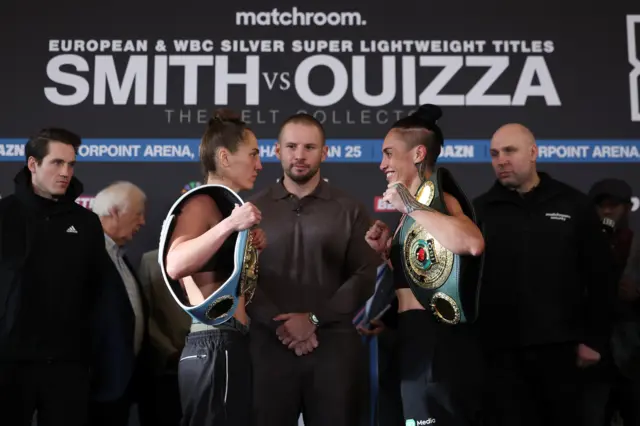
2, 3, 640, 426
1, 1, 640, 267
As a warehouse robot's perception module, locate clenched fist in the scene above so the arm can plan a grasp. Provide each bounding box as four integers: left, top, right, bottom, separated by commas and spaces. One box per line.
382, 182, 422, 214
229, 202, 262, 231
365, 220, 391, 258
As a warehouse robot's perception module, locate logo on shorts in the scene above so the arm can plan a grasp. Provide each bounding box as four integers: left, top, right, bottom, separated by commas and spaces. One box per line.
406, 419, 436, 426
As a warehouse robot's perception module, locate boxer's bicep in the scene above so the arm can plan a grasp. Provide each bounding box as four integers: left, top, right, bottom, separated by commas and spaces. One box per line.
169, 194, 223, 252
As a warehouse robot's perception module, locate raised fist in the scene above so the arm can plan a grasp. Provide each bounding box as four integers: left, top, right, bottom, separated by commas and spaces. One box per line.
365, 220, 391, 256
230, 202, 262, 231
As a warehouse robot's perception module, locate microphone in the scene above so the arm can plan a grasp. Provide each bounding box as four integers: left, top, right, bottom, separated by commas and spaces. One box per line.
601, 217, 615, 235
293, 204, 302, 215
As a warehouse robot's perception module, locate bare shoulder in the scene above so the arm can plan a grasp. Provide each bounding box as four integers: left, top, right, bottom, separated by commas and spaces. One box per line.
180, 194, 223, 219
169, 194, 223, 246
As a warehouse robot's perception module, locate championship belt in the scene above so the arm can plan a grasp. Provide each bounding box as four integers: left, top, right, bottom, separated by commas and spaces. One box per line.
397, 167, 483, 325
157, 184, 259, 326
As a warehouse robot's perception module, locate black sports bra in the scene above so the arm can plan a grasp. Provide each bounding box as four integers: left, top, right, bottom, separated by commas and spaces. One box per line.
198, 231, 238, 279
389, 221, 409, 290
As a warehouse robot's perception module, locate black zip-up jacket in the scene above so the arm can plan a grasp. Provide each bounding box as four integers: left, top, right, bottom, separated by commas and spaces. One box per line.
473, 173, 616, 355
0, 167, 106, 362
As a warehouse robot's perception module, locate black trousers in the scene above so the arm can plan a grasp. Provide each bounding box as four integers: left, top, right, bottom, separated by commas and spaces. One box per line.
143, 372, 183, 426
604, 371, 640, 426
87, 393, 134, 426
376, 329, 404, 426
87, 374, 137, 426
178, 328, 251, 426
0, 360, 91, 426
398, 310, 485, 426
483, 343, 583, 426
251, 326, 367, 426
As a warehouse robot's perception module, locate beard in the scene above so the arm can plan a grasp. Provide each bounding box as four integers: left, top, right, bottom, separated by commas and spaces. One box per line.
285, 164, 320, 184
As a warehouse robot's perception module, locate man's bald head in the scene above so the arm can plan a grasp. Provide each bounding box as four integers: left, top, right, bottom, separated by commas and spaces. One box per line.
489, 123, 539, 192
491, 123, 536, 148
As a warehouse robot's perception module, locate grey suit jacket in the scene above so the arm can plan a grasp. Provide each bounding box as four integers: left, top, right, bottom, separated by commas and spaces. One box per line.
138, 249, 191, 375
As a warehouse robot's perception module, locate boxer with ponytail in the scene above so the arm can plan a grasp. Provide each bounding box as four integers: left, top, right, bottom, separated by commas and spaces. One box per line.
160, 108, 265, 426
364, 104, 486, 426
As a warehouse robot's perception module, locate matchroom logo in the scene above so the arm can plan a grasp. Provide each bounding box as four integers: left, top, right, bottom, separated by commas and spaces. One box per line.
627, 15, 640, 121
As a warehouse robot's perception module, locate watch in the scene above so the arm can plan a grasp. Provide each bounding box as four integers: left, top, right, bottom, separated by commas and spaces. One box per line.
308, 312, 320, 327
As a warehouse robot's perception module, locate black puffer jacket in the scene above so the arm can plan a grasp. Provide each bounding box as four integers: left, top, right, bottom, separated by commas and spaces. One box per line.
0, 167, 106, 362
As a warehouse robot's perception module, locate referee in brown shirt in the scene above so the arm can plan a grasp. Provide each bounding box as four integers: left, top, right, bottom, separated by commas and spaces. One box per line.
248, 114, 378, 426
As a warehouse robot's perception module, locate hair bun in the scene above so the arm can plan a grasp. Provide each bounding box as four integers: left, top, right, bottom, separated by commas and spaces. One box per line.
211, 108, 241, 122
413, 104, 443, 124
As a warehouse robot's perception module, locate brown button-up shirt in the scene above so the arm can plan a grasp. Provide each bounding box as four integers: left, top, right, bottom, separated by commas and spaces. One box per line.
247, 178, 378, 330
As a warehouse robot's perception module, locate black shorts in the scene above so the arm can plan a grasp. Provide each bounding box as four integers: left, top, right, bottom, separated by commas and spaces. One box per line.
178, 320, 251, 426
398, 309, 485, 426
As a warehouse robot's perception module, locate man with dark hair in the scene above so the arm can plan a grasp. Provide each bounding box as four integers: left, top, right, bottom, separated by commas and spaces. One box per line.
248, 114, 378, 426
278, 113, 327, 142
583, 178, 640, 426
589, 179, 635, 278
0, 128, 107, 426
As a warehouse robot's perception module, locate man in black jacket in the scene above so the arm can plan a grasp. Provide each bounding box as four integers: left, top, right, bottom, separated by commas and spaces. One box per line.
474, 123, 615, 426
584, 178, 640, 426
0, 128, 107, 426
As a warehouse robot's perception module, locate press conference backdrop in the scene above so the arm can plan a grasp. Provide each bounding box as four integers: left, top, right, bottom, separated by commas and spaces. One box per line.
2, 0, 640, 267
1, 1, 640, 425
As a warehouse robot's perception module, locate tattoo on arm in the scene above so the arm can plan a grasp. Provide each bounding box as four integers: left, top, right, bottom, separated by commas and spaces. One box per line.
394, 184, 435, 214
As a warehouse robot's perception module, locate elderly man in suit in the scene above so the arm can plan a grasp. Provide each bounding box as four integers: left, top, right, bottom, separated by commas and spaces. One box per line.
88, 181, 149, 426
138, 248, 191, 426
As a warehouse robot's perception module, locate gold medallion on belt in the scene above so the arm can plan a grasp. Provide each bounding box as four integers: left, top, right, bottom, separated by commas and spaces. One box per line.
402, 180, 454, 290
240, 232, 259, 303
205, 295, 235, 321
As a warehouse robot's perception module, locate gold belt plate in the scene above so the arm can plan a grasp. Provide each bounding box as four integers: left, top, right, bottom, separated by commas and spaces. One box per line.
240, 232, 259, 303
403, 222, 454, 290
